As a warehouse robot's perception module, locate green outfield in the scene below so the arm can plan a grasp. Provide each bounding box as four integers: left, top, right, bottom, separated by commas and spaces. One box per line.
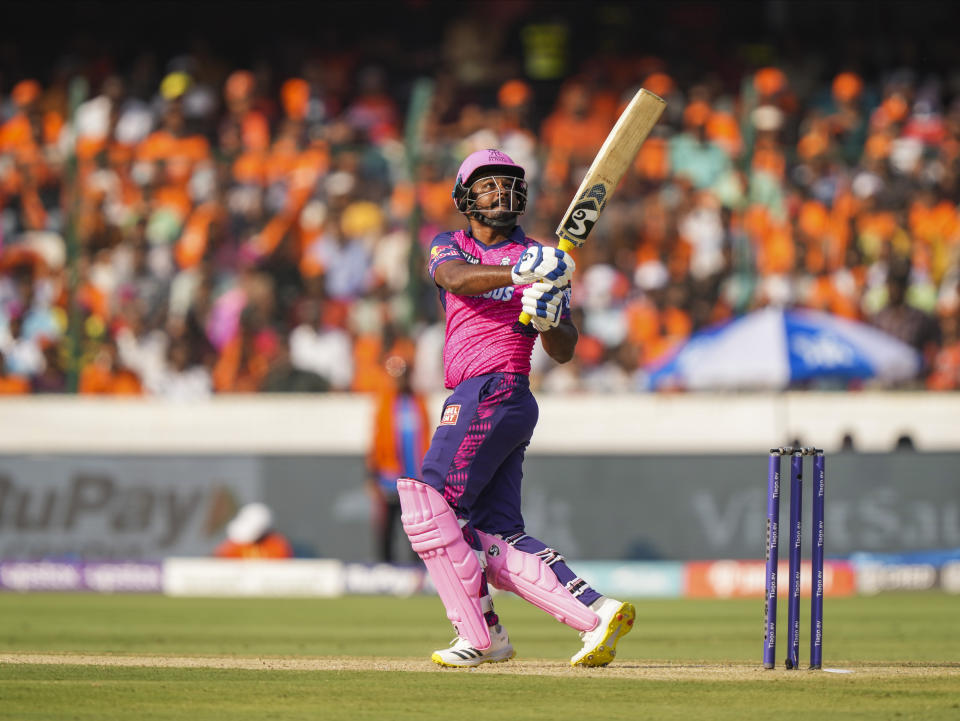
1, 592, 958, 720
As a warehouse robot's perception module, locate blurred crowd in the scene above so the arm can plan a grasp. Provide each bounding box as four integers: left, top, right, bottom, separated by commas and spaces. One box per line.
1, 25, 959, 396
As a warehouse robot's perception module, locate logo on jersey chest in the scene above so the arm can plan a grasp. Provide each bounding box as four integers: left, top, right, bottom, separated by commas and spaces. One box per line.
471, 258, 518, 302
440, 404, 461, 426
481, 286, 515, 301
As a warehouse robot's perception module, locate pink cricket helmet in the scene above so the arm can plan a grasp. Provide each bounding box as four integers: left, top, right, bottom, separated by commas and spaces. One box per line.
452, 149, 527, 216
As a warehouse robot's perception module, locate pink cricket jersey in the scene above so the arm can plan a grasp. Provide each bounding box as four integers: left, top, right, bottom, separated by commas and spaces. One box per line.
428, 226, 570, 389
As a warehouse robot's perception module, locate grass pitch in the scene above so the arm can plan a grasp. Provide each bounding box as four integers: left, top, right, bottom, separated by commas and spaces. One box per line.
0, 592, 958, 720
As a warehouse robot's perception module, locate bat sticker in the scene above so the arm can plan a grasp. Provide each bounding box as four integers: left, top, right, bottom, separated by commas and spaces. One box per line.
560, 183, 607, 241
563, 203, 600, 239
582, 183, 607, 206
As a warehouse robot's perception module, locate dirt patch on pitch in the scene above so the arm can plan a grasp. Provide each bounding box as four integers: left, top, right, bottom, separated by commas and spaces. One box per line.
2, 653, 958, 680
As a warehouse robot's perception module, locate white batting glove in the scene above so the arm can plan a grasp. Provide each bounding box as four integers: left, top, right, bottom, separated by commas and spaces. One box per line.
511, 245, 575, 287
521, 282, 564, 332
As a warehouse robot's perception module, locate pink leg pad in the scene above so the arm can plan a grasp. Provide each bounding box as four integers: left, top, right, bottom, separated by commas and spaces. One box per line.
397, 479, 491, 650
478, 530, 599, 632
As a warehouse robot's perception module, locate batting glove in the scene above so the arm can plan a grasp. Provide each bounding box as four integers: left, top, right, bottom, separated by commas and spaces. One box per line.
521, 282, 564, 332
511, 245, 575, 287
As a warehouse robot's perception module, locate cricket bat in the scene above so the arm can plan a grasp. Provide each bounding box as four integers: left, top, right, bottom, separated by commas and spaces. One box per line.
519, 87, 666, 324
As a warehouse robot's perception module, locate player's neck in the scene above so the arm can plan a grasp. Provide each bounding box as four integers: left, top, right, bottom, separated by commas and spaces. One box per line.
468, 219, 513, 246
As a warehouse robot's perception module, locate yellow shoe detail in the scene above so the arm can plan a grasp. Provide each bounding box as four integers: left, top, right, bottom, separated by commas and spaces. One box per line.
571, 601, 635, 667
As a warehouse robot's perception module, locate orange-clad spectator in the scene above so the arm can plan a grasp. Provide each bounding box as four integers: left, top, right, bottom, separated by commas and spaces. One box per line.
419, 176, 458, 225
803, 272, 861, 320
281, 78, 310, 122
744, 205, 793, 275
757, 222, 796, 276
629, 284, 693, 366
212, 312, 278, 392
797, 198, 831, 274
352, 331, 416, 394
927, 315, 960, 390
643, 72, 675, 101
498, 79, 532, 111
754, 67, 787, 99
214, 503, 294, 559
0, 79, 62, 231
0, 79, 63, 154
828, 71, 868, 164
625, 294, 661, 351
797, 119, 831, 161
222, 70, 270, 152
174, 201, 222, 270
825, 190, 857, 271
540, 79, 613, 184
136, 83, 212, 233
908, 192, 959, 282
871, 92, 909, 131
138, 96, 211, 187
833, 72, 863, 105
753, 67, 798, 116
706, 110, 742, 157
247, 128, 330, 261
634, 135, 670, 182
366, 354, 430, 562
857, 207, 906, 262
752, 134, 786, 179
78, 339, 144, 395
661, 284, 694, 342
863, 131, 893, 160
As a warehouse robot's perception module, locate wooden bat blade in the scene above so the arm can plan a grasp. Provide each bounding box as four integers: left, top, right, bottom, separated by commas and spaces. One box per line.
556, 88, 666, 249
518, 88, 665, 326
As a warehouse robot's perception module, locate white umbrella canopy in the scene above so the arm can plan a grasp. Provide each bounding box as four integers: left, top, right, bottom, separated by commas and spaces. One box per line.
645, 307, 922, 391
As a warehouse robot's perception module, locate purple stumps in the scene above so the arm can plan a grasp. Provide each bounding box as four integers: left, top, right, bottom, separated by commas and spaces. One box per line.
810, 451, 825, 669
764, 446, 824, 671
763, 451, 781, 670
785, 451, 803, 670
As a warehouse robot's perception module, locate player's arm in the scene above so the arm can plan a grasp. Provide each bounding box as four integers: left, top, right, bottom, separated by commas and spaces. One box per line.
434, 259, 514, 296
432, 241, 574, 297
540, 316, 578, 364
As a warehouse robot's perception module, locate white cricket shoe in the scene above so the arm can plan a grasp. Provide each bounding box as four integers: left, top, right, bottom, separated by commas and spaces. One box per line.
431, 624, 515, 668
570, 596, 636, 667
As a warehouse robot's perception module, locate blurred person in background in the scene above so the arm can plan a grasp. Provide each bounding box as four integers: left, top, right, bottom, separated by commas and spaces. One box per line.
260, 333, 329, 393
214, 502, 293, 559
0, 312, 45, 379
78, 336, 143, 395
399, 149, 634, 668
0, 349, 29, 394
365, 354, 430, 563
288, 298, 353, 390
927, 311, 960, 390
212, 305, 278, 392
870, 259, 941, 375
147, 336, 213, 399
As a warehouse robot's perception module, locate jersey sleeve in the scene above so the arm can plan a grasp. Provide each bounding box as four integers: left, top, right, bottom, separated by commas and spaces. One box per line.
428, 232, 465, 280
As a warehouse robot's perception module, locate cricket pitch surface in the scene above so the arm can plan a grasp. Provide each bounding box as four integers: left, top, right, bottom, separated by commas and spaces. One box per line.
3, 653, 957, 681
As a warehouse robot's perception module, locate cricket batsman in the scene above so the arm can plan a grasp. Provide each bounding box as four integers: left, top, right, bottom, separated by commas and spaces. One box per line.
398, 149, 635, 668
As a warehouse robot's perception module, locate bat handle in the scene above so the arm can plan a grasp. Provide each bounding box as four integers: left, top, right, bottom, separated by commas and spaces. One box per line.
517, 238, 578, 325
